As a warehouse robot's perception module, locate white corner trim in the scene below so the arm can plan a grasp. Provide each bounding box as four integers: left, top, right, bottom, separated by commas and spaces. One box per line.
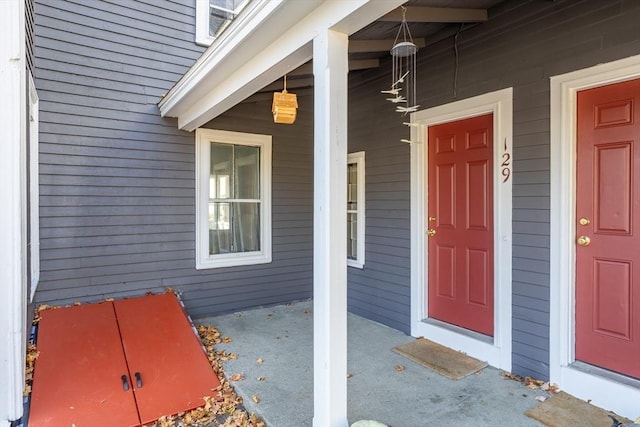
410, 88, 513, 370
0, 0, 27, 422
549, 54, 640, 420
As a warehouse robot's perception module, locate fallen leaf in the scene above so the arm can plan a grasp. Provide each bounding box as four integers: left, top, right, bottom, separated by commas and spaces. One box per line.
303, 309, 310, 314
525, 376, 545, 390
394, 364, 405, 372
535, 396, 547, 402
252, 395, 260, 403
222, 336, 232, 343
257, 376, 265, 381
229, 373, 244, 381
256, 357, 264, 364
346, 373, 353, 379
501, 371, 523, 382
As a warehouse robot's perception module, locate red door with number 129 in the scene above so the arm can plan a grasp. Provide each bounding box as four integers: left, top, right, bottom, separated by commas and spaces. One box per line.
427, 113, 494, 336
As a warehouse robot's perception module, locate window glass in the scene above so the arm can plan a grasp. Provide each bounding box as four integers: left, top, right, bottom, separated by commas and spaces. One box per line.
197, 0, 249, 45
347, 163, 358, 260
208, 143, 261, 255
196, 129, 271, 269
347, 152, 365, 268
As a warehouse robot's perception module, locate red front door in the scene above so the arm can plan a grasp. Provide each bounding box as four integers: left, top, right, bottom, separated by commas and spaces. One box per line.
576, 79, 640, 379
427, 113, 494, 336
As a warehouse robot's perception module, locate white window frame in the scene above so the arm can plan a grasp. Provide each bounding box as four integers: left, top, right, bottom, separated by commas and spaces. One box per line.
195, 0, 250, 46
195, 128, 272, 269
347, 151, 365, 269
29, 72, 40, 302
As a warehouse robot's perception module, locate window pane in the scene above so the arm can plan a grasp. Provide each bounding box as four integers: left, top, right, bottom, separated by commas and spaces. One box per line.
347, 163, 357, 210
209, 0, 245, 38
210, 143, 233, 199
208, 202, 259, 255
347, 212, 357, 260
233, 202, 260, 252
234, 145, 260, 199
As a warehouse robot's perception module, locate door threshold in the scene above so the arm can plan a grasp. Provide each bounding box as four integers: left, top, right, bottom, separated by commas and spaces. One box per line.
570, 361, 640, 389
422, 317, 493, 345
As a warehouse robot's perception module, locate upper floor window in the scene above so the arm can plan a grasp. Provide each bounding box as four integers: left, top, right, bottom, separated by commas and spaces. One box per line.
196, 0, 250, 46
196, 129, 272, 269
347, 152, 365, 269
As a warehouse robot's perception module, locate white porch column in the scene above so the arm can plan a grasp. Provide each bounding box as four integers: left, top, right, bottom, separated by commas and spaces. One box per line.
313, 29, 349, 427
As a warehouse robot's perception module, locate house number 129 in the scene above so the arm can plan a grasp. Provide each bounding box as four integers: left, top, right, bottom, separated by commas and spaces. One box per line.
501, 138, 511, 183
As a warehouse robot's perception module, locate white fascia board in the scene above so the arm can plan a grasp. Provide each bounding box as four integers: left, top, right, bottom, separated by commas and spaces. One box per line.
160, 0, 406, 131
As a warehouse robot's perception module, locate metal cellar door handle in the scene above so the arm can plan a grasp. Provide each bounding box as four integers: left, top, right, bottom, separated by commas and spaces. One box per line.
135, 372, 143, 388
121, 374, 129, 391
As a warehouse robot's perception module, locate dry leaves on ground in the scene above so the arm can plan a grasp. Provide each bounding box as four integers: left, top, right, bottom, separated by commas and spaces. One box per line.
500, 371, 559, 394
394, 365, 406, 372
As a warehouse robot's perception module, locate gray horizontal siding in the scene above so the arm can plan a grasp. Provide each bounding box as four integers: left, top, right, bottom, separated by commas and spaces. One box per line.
347, 78, 412, 333
345, 0, 640, 379
34, 0, 313, 316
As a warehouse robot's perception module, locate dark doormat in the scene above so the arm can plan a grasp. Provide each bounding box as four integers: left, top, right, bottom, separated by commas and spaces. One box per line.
392, 338, 487, 380
525, 391, 633, 427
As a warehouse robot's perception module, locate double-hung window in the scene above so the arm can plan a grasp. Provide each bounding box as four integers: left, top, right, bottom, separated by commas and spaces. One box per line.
196, 0, 250, 46
347, 152, 365, 268
196, 129, 272, 269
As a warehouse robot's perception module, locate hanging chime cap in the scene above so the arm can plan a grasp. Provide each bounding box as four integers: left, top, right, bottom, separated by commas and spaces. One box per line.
391, 41, 417, 57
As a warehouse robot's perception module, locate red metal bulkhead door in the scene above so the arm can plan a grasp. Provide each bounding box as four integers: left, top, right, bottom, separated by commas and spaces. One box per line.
113, 293, 221, 425
427, 113, 494, 336
29, 302, 141, 427
576, 79, 640, 379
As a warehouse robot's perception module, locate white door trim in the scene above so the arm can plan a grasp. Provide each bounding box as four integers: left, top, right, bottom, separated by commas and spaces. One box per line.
550, 54, 640, 420
410, 88, 513, 370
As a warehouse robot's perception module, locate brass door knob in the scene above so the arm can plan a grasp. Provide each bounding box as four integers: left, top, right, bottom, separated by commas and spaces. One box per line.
579, 217, 590, 226
577, 235, 591, 246
427, 229, 436, 237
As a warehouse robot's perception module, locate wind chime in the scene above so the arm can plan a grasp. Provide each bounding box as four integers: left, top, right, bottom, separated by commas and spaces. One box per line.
381, 6, 420, 143
272, 75, 298, 124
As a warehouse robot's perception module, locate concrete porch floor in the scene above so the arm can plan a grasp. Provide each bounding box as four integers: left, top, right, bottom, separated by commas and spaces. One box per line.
196, 300, 548, 427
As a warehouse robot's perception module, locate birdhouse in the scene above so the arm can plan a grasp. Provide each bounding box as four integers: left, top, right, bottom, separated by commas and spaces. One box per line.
272, 90, 298, 124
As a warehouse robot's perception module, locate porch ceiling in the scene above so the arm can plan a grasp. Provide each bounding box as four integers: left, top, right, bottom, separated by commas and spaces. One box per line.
268, 0, 506, 90
158, 0, 507, 131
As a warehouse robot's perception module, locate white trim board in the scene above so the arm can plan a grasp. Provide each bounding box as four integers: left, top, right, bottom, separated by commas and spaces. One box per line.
410, 88, 513, 370
550, 54, 640, 421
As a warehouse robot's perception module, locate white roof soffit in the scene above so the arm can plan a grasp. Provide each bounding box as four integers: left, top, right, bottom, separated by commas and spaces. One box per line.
159, 0, 406, 132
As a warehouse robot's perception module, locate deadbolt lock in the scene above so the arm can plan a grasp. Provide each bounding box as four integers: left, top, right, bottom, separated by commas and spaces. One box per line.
428, 216, 436, 222
579, 217, 590, 226
427, 229, 436, 237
